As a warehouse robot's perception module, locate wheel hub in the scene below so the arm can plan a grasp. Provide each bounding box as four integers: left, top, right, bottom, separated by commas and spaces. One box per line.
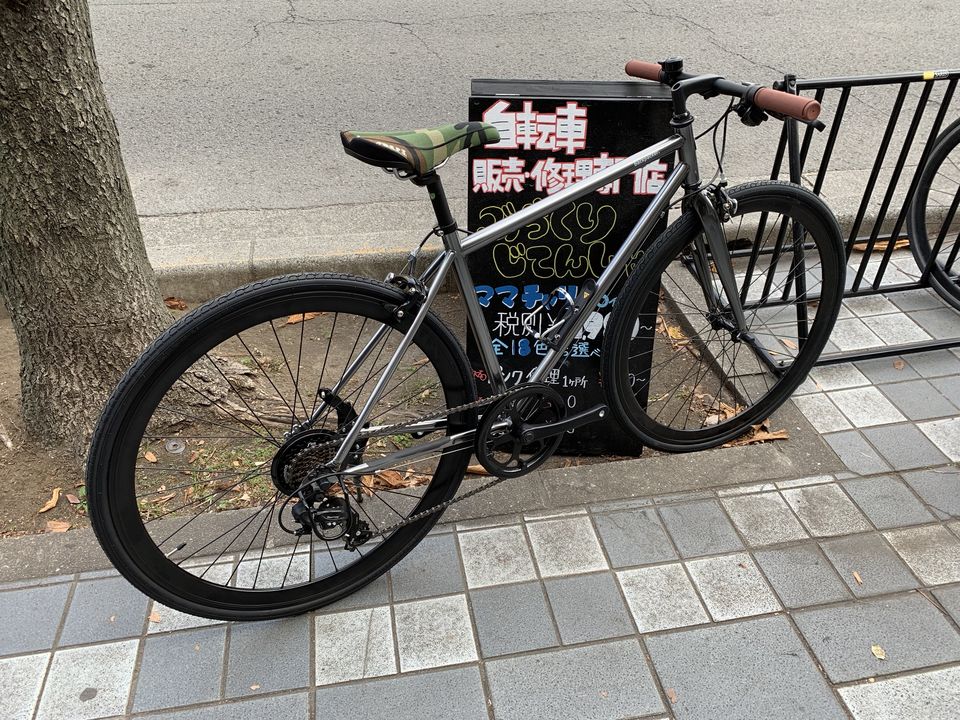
271, 429, 339, 496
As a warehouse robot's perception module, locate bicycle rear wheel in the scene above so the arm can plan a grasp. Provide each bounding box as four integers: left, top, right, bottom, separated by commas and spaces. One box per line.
602, 181, 844, 452
87, 273, 475, 620
908, 116, 960, 310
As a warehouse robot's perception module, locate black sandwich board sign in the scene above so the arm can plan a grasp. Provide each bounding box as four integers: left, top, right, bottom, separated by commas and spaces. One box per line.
467, 79, 673, 455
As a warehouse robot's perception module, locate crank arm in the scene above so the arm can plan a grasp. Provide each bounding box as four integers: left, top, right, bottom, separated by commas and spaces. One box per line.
520, 404, 608, 443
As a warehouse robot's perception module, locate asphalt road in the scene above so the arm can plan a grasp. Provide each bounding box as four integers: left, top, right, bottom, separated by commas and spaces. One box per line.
87, 0, 960, 291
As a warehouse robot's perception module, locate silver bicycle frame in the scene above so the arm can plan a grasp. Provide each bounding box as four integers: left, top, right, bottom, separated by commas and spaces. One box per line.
327, 133, 689, 471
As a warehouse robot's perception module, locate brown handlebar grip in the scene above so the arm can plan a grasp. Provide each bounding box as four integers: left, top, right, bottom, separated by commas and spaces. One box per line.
753, 87, 821, 122
625, 60, 663, 82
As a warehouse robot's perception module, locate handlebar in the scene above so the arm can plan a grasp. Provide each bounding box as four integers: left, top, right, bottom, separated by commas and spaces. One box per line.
624, 58, 821, 123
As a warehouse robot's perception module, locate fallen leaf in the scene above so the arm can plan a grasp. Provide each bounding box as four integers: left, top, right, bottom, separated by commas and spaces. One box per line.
893, 359, 906, 370
188, 451, 200, 464
780, 337, 799, 350
148, 611, 161, 623
144, 451, 158, 464
466, 464, 488, 475
65, 493, 81, 505
722, 422, 789, 447
375, 469, 411, 488
38, 487, 61, 514
250, 683, 261, 691
151, 492, 176, 505
666, 688, 678, 704
853, 571, 863, 586
871, 643, 886, 661
852, 237, 910, 253
163, 296, 188, 311
45, 520, 70, 533
286, 312, 321, 325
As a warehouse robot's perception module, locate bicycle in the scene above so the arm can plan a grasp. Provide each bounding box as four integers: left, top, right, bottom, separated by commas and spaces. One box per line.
86, 57, 845, 620
908, 115, 960, 310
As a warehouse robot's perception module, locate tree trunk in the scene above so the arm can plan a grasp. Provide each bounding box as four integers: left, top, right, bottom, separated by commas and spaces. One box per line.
0, 0, 170, 455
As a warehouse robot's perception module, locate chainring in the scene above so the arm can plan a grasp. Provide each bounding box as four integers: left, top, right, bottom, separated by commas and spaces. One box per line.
475, 383, 565, 478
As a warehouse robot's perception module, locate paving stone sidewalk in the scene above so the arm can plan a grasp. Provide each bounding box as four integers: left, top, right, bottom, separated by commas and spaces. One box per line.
2, 340, 960, 718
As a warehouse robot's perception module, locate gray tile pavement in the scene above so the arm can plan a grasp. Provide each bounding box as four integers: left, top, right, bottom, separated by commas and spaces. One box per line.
646, 616, 846, 720
470, 581, 558, 657
793, 593, 960, 682
753, 543, 852, 607
3, 332, 960, 719
543, 572, 633, 644
485, 640, 664, 720
840, 475, 935, 528
5, 468, 960, 718
133, 626, 227, 712
837, 665, 960, 720
819, 533, 919, 597
657, 500, 743, 557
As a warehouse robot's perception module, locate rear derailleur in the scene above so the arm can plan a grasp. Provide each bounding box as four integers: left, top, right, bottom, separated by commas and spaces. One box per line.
287, 478, 374, 551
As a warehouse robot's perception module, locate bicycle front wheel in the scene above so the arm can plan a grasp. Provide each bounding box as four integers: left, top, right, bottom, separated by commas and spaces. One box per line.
603, 181, 845, 452
908, 116, 960, 310
87, 273, 475, 621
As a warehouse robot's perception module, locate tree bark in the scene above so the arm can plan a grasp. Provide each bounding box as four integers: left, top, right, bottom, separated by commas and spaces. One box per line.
0, 0, 170, 454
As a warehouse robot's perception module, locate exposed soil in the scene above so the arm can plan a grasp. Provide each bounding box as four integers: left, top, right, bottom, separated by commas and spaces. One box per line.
0, 320, 84, 537
0, 288, 730, 538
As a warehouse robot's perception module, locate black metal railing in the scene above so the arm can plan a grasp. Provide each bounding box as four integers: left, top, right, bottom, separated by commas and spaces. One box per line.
770, 69, 960, 364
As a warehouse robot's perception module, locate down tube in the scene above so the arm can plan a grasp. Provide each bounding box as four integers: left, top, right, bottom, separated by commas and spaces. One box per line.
529, 161, 689, 382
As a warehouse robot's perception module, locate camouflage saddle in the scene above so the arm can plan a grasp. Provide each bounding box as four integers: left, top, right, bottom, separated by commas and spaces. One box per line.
340, 121, 500, 176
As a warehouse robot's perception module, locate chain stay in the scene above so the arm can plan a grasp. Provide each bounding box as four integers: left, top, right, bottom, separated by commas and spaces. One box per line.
288, 386, 527, 539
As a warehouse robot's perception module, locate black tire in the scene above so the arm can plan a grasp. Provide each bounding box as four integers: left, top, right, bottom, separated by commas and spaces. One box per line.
602, 181, 845, 452
87, 273, 475, 621
908, 116, 960, 310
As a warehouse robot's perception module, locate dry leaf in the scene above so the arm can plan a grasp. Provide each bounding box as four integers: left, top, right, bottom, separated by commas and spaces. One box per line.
853, 571, 863, 586
45, 520, 70, 533
163, 296, 188, 311
151, 492, 176, 505
853, 237, 910, 253
188, 451, 200, 464
144, 451, 158, 464
893, 359, 906, 370
65, 493, 81, 505
466, 464, 488, 475
666, 688, 678, 704
286, 312, 321, 325
148, 611, 161, 623
376, 469, 405, 487
780, 337, 799, 350
871, 644, 886, 660
723, 422, 789, 447
38, 487, 61, 514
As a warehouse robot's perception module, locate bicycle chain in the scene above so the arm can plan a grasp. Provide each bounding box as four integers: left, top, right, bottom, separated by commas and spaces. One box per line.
286, 385, 527, 540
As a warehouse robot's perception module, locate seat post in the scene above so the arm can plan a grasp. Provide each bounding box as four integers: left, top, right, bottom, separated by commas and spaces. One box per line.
415, 172, 458, 236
